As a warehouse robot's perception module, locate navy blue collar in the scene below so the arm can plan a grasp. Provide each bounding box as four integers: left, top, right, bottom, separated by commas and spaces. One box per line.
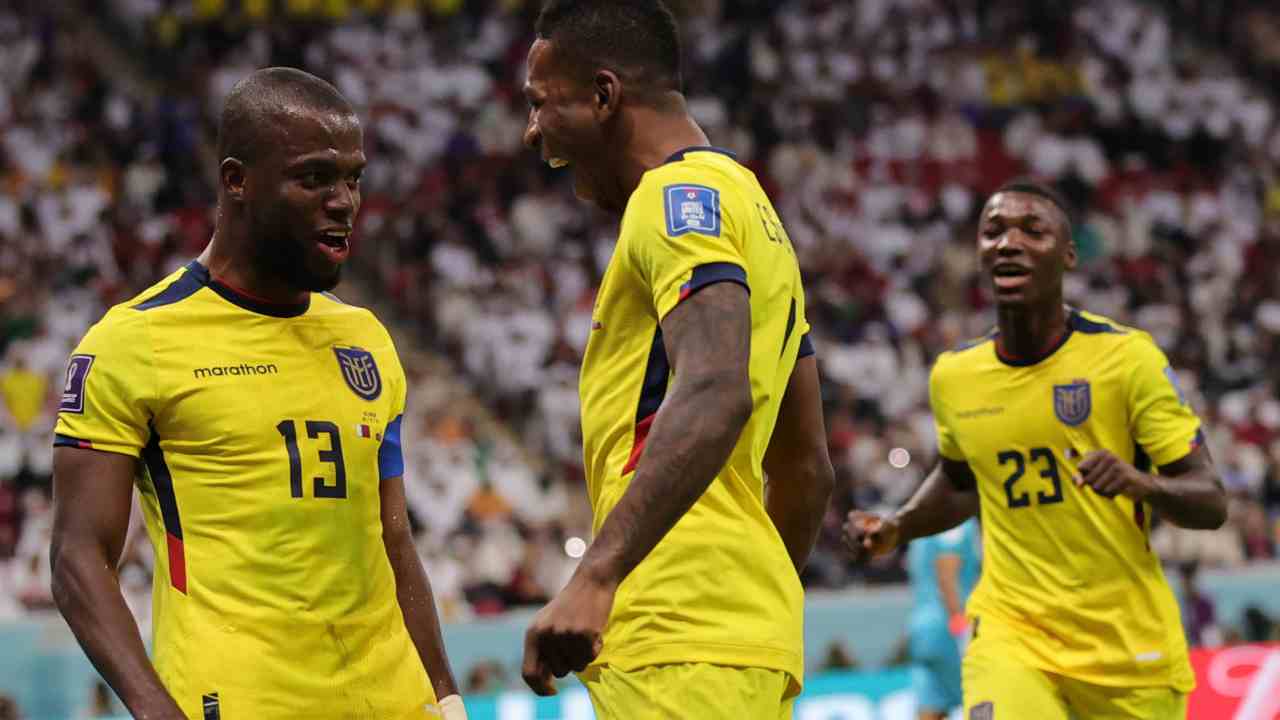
663, 146, 738, 165
993, 309, 1078, 367
186, 261, 310, 318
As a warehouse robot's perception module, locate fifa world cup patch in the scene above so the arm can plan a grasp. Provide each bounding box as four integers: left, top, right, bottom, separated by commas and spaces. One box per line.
334, 346, 382, 401
60, 354, 95, 414
664, 184, 721, 237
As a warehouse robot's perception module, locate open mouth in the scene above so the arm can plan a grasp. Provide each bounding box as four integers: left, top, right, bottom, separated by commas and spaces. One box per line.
316, 230, 351, 261
548, 157, 569, 169
992, 264, 1031, 290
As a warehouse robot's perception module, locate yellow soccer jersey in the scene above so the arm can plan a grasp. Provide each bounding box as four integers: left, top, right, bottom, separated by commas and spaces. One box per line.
54, 261, 436, 719
930, 308, 1200, 692
580, 147, 813, 687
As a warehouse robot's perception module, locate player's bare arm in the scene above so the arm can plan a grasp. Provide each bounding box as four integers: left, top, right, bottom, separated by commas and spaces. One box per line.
1075, 445, 1226, 529
50, 447, 187, 720
763, 354, 835, 574
522, 281, 752, 695
380, 476, 463, 707
844, 458, 978, 560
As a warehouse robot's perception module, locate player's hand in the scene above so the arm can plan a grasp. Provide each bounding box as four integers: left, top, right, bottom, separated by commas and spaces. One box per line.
1075, 449, 1159, 500
842, 510, 901, 560
521, 569, 618, 696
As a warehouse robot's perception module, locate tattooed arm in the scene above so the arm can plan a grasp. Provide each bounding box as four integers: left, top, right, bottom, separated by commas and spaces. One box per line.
522, 281, 752, 694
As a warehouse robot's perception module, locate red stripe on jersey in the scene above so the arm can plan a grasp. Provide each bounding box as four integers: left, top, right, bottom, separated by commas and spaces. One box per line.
621, 413, 657, 475
166, 532, 187, 594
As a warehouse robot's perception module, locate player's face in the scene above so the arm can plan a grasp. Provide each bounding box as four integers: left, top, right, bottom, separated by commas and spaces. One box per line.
522, 39, 618, 212
978, 192, 1076, 307
245, 109, 366, 292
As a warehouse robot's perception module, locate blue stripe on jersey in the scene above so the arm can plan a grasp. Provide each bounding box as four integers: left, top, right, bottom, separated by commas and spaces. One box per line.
798, 332, 816, 358
1069, 311, 1125, 335
142, 430, 183, 541
133, 267, 205, 311
663, 145, 738, 165
781, 298, 797, 358
635, 328, 670, 424
677, 262, 749, 302
52, 433, 91, 449
378, 414, 405, 480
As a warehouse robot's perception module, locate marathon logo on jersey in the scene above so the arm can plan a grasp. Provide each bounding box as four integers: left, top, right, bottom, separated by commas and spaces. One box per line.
60, 354, 94, 414
334, 346, 382, 401
664, 184, 720, 237
201, 692, 220, 720
1054, 379, 1091, 427
969, 702, 993, 720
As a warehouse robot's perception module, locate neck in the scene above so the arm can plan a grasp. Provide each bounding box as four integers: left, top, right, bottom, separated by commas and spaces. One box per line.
613, 97, 709, 208
995, 300, 1069, 362
200, 216, 308, 305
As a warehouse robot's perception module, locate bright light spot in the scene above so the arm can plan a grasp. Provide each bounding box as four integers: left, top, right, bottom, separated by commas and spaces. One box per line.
564, 536, 587, 558
888, 447, 911, 469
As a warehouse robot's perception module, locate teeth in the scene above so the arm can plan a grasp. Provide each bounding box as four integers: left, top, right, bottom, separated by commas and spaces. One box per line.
548, 158, 568, 169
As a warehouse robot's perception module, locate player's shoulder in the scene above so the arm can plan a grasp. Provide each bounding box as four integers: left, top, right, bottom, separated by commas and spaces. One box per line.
84, 265, 195, 342
1067, 308, 1160, 354
932, 328, 998, 374
634, 147, 749, 210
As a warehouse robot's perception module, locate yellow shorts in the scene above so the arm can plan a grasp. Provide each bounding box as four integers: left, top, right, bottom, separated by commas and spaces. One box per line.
963, 617, 1188, 720
581, 663, 795, 720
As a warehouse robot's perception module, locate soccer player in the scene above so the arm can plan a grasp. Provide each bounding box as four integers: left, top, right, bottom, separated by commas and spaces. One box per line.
845, 180, 1228, 719
518, 1, 835, 717
906, 517, 980, 720
49, 68, 467, 720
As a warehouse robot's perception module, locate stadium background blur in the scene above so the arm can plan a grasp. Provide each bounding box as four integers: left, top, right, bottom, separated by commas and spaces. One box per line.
1, 0, 1280, 717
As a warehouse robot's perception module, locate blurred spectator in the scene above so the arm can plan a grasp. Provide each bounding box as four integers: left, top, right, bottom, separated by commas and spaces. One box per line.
1177, 562, 1222, 647
0, 693, 18, 720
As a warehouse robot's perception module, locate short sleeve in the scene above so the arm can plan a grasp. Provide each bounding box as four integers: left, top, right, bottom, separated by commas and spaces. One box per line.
629, 181, 750, 320
1127, 335, 1202, 467
53, 310, 154, 458
377, 327, 408, 480
928, 359, 964, 462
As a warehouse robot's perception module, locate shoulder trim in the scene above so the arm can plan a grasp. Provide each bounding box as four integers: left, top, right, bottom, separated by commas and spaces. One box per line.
133, 268, 205, 311
1069, 310, 1126, 335
663, 145, 738, 165
950, 329, 997, 353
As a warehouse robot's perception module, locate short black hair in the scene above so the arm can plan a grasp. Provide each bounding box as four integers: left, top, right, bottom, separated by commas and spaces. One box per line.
991, 178, 1074, 238
217, 67, 354, 164
535, 0, 682, 94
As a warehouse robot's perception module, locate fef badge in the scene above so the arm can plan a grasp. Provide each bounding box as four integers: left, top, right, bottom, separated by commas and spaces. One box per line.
334, 346, 382, 401
1053, 379, 1091, 426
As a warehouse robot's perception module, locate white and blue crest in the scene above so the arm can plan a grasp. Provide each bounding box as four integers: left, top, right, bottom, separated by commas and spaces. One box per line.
664, 184, 720, 237
334, 346, 382, 401
1053, 380, 1091, 426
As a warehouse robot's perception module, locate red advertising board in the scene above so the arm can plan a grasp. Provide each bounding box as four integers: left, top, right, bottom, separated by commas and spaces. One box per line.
1189, 643, 1280, 719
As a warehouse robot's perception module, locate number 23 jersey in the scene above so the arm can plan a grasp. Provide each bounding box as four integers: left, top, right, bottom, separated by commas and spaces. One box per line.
54, 261, 434, 718
930, 309, 1200, 691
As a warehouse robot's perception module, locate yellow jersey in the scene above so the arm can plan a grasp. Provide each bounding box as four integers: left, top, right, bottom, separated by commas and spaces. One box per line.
930, 308, 1200, 691
580, 147, 812, 688
54, 261, 436, 719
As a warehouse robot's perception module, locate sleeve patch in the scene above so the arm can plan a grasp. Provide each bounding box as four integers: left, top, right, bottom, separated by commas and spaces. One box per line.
59, 354, 95, 414
664, 184, 721, 237
378, 414, 405, 480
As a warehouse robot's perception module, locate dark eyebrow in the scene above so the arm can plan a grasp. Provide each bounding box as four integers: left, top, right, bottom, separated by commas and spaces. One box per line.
286, 155, 366, 174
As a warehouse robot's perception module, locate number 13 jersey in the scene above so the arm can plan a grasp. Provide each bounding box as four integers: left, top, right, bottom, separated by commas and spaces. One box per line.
930, 309, 1201, 692
54, 261, 434, 718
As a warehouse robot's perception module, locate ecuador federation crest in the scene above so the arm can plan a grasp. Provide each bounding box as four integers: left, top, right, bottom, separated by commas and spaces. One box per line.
1053, 379, 1091, 426
334, 346, 382, 401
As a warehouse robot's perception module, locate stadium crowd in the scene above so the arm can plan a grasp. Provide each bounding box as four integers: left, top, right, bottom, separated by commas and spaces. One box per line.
0, 0, 1278, 660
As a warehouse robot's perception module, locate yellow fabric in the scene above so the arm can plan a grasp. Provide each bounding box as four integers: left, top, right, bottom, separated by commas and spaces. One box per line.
0, 367, 46, 431
581, 663, 795, 720
964, 615, 1188, 719
579, 149, 810, 687
931, 309, 1198, 691
54, 263, 434, 719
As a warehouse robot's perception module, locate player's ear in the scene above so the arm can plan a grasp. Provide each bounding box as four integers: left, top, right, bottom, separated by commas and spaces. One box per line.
1064, 236, 1078, 270
221, 158, 247, 203
593, 69, 621, 120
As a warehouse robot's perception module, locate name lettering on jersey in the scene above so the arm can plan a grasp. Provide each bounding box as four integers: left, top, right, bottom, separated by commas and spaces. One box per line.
201, 692, 220, 720
334, 346, 382, 401
60, 354, 94, 414
1053, 379, 1091, 426
663, 184, 721, 237
192, 363, 279, 379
